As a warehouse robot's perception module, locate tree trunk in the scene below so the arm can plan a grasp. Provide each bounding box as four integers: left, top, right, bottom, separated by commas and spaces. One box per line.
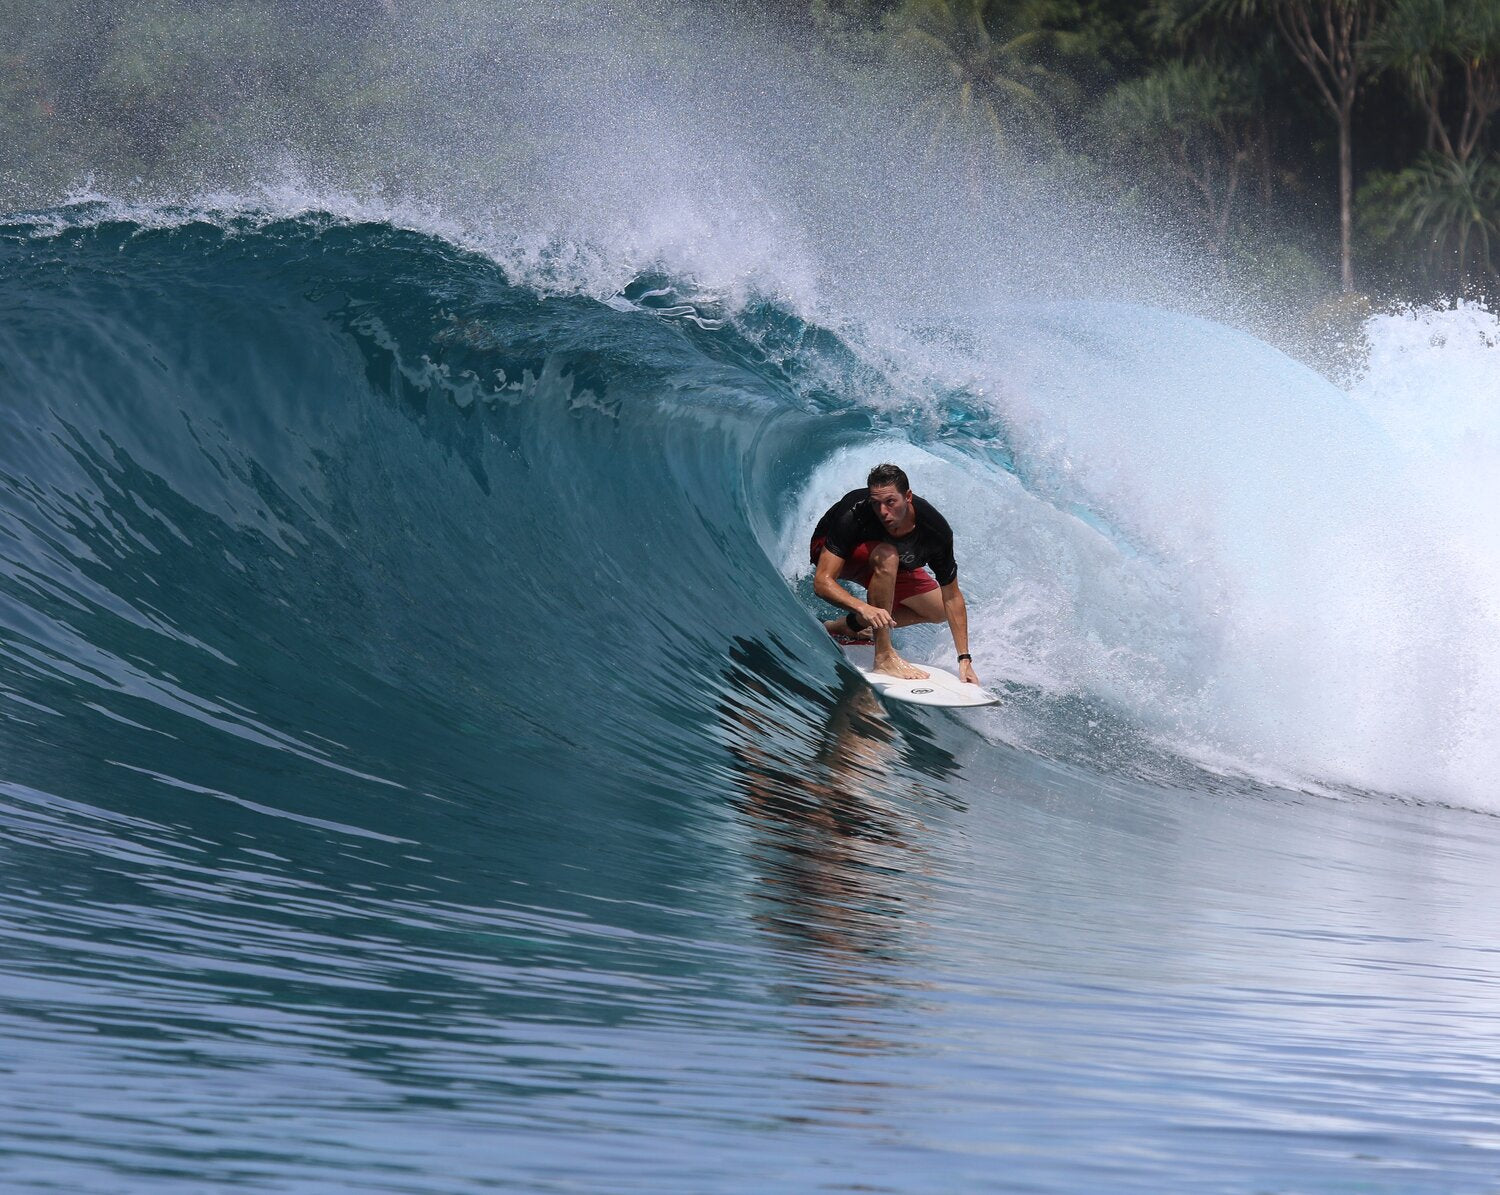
1270, 0, 1374, 293
1338, 101, 1354, 292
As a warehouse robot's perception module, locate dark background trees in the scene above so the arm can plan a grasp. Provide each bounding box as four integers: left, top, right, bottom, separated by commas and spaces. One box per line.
856, 0, 1500, 303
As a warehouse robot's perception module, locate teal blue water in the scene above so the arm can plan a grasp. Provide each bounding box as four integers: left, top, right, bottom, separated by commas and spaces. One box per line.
3, 211, 1500, 1193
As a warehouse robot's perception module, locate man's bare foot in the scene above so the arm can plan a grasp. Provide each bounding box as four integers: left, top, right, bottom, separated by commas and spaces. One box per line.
825, 617, 872, 643
873, 653, 928, 680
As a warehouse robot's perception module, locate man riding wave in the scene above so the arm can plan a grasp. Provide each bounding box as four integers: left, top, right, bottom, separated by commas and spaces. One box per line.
810, 463, 979, 685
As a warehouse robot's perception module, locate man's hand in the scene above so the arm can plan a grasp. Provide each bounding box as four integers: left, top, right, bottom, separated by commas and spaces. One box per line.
859, 603, 896, 631
958, 658, 980, 685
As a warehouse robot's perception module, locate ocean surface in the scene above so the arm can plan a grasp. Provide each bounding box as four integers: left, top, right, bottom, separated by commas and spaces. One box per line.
3, 205, 1500, 1192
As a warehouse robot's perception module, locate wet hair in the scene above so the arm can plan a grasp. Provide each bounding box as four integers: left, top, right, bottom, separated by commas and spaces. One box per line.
867, 463, 910, 493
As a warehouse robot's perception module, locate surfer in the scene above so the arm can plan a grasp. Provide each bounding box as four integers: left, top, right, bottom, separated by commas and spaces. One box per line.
809, 463, 979, 684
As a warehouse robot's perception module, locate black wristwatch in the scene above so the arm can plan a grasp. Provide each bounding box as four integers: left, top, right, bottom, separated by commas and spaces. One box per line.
957, 653, 972, 663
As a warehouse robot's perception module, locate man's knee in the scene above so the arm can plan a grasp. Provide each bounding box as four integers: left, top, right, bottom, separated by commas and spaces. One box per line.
867, 543, 900, 572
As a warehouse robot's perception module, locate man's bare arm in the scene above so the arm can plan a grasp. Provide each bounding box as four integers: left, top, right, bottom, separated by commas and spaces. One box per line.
941, 580, 979, 683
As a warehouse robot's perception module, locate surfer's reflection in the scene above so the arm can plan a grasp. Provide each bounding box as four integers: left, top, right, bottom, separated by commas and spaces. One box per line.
718, 638, 960, 986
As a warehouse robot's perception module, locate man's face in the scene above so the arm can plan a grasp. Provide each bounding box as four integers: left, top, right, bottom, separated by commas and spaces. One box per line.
868, 483, 913, 533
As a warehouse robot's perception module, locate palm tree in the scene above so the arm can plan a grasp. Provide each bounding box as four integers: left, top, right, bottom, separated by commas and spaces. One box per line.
1095, 60, 1260, 252
1366, 0, 1500, 166
1259, 0, 1380, 293
1360, 0, 1500, 293
893, 0, 1065, 175
1360, 152, 1500, 291
1172, 0, 1382, 292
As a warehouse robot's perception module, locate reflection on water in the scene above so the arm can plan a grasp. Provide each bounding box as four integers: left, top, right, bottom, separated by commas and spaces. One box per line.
718, 638, 961, 990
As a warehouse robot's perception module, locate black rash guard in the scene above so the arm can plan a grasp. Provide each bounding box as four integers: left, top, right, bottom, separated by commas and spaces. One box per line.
812, 489, 958, 585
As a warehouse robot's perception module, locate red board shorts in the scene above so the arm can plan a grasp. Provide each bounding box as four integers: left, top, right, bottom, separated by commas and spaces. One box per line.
809, 536, 940, 606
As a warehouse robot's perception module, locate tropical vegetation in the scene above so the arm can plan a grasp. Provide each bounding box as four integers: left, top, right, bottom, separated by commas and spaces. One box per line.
830, 0, 1500, 304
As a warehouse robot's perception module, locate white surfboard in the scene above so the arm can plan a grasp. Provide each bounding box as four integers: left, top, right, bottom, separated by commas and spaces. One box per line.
840, 644, 999, 708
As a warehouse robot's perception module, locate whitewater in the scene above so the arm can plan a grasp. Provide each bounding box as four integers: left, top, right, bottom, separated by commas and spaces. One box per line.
4, 4, 1500, 1191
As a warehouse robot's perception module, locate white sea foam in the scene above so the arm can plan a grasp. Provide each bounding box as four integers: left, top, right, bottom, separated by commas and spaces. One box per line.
786, 299, 1500, 809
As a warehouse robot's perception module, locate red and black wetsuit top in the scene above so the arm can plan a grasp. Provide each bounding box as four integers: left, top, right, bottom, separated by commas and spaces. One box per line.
812, 489, 958, 585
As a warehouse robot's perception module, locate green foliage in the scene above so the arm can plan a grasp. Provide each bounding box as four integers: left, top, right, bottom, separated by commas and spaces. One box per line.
1094, 59, 1259, 248
1011, 0, 1156, 95
0, 0, 398, 187
1360, 152, 1500, 291
1367, 0, 1500, 165
1366, 0, 1448, 98
892, 0, 1072, 160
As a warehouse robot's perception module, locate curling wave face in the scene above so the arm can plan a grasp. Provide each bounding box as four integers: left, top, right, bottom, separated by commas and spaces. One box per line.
0, 210, 893, 864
